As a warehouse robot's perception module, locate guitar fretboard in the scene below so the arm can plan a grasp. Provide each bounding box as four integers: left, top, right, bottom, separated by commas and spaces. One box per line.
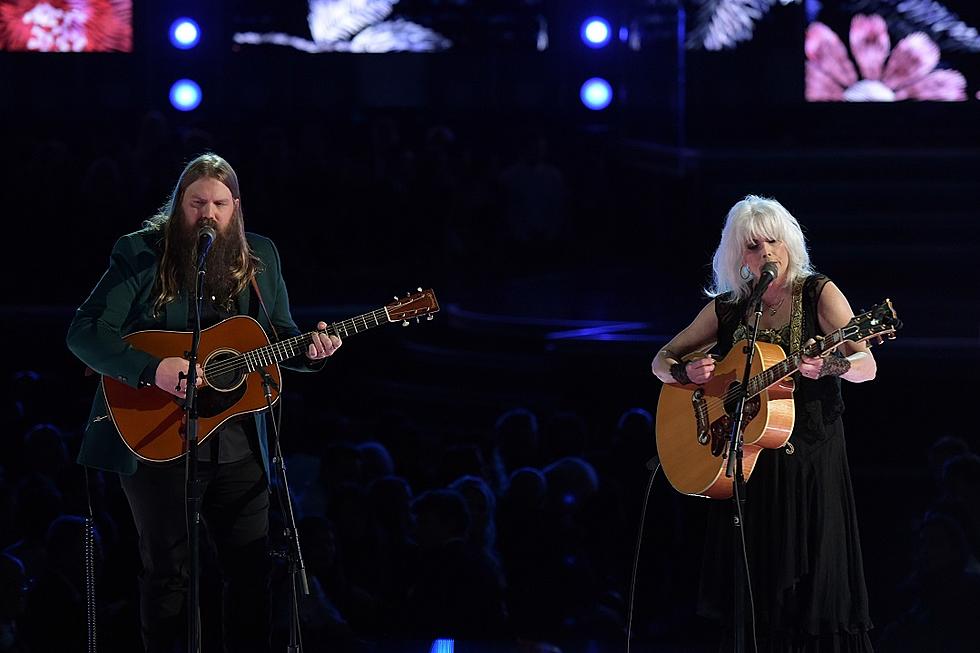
237, 307, 390, 371
744, 329, 845, 397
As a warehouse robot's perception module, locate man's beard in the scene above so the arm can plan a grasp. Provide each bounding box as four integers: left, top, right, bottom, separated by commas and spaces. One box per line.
172, 219, 243, 309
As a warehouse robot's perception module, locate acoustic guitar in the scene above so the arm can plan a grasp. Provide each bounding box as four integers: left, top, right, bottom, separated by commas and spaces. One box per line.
656, 299, 900, 499
102, 289, 439, 462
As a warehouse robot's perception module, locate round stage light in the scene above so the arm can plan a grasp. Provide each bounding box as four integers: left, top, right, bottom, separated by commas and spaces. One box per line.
581, 17, 611, 48
580, 77, 612, 111
169, 79, 202, 111
170, 18, 200, 50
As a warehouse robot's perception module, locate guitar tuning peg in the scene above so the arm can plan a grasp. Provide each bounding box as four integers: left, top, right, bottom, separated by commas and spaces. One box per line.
415, 317, 420, 324
401, 320, 409, 327
426, 315, 433, 320
417, 287, 423, 292
393, 296, 399, 300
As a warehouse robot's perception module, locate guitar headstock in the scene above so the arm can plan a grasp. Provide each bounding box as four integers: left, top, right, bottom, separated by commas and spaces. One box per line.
386, 288, 440, 325
840, 298, 902, 347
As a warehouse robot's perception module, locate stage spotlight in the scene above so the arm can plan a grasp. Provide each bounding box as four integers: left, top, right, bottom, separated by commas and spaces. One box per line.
580, 77, 612, 110
169, 18, 200, 50
169, 79, 202, 111
581, 17, 611, 48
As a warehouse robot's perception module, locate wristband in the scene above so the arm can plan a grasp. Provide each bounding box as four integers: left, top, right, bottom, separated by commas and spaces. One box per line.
669, 362, 692, 385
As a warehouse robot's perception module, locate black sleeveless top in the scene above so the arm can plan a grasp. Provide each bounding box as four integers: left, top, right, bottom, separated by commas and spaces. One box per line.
714, 274, 845, 450
697, 275, 873, 650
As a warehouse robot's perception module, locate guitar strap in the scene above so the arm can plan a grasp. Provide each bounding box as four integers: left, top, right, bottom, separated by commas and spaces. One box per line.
784, 275, 806, 456
789, 275, 806, 356
249, 276, 280, 343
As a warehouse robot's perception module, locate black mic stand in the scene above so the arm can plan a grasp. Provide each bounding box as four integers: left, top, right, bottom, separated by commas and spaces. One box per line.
259, 369, 310, 653
183, 263, 207, 653
723, 295, 765, 653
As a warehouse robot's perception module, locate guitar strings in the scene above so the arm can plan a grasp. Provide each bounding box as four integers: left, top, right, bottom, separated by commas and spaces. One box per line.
204, 308, 386, 376
201, 334, 313, 378
691, 349, 811, 415
185, 295, 436, 380
202, 331, 319, 378
696, 312, 892, 411
692, 335, 846, 415
199, 308, 391, 379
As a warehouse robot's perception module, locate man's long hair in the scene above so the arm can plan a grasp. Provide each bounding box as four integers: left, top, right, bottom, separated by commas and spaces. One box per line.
143, 153, 260, 315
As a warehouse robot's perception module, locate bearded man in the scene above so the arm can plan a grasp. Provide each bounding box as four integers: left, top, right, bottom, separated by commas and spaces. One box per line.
67, 153, 341, 652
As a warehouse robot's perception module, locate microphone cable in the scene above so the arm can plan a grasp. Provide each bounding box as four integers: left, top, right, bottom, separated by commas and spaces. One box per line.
625, 455, 661, 653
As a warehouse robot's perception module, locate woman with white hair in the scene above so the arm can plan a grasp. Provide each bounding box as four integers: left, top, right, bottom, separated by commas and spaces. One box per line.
652, 195, 877, 651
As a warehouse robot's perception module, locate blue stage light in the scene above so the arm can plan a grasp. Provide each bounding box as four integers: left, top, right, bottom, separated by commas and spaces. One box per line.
580, 77, 612, 111
430, 639, 454, 653
581, 17, 611, 48
169, 79, 202, 111
170, 18, 200, 50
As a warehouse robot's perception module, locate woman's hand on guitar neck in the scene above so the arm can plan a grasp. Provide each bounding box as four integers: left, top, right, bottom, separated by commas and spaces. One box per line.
155, 357, 205, 398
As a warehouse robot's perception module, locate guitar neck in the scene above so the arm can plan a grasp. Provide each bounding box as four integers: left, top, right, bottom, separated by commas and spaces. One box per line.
745, 328, 848, 397
246, 307, 391, 366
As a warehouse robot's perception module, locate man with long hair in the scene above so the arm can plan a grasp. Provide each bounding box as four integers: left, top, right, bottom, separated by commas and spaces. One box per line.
67, 153, 341, 652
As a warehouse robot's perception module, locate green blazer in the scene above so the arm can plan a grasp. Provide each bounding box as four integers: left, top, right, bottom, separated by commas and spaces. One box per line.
67, 229, 321, 477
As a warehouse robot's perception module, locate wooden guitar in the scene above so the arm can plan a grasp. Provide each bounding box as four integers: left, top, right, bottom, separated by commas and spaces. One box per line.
656, 299, 901, 499
102, 289, 439, 462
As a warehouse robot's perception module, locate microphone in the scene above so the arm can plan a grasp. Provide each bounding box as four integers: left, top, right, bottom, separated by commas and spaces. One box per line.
746, 261, 779, 310
196, 224, 216, 267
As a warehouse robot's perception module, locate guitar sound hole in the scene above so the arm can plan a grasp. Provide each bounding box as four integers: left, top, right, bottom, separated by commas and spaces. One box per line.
204, 351, 245, 392
723, 382, 742, 416
193, 351, 248, 419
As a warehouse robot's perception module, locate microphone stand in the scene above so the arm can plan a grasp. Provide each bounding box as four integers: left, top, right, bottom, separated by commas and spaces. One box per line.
184, 262, 207, 653
723, 294, 765, 653
259, 369, 310, 653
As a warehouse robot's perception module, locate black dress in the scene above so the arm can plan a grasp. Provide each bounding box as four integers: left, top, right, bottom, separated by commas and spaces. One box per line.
697, 275, 874, 652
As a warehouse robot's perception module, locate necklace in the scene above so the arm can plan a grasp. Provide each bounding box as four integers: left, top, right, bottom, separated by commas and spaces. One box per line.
765, 297, 786, 316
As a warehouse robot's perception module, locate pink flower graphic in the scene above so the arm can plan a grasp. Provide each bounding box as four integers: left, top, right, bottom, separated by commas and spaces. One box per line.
0, 0, 131, 52
805, 14, 966, 102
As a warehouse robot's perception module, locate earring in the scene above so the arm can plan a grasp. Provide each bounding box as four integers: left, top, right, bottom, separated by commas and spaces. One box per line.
740, 265, 752, 280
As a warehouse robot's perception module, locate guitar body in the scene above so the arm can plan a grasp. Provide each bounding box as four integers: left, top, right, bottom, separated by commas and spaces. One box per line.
102, 315, 282, 463
656, 340, 795, 499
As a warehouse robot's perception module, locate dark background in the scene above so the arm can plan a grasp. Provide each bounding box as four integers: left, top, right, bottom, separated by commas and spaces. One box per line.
1, 0, 978, 651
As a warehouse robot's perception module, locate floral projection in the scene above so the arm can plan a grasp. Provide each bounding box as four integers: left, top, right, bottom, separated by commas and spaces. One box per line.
806, 13, 967, 101
0, 0, 131, 52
